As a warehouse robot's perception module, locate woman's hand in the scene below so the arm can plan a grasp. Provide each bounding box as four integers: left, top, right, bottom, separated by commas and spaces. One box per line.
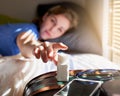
33, 41, 68, 64
17, 31, 68, 64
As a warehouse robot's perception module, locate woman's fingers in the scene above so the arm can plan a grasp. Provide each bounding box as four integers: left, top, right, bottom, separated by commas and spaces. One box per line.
45, 42, 68, 64
20, 30, 36, 44
53, 51, 58, 65
34, 46, 41, 59
53, 42, 68, 51
34, 45, 49, 63
34, 42, 68, 64
44, 42, 68, 57
43, 42, 54, 60
20, 30, 32, 39
44, 42, 68, 63
39, 46, 49, 63
52, 43, 68, 64
23, 33, 35, 44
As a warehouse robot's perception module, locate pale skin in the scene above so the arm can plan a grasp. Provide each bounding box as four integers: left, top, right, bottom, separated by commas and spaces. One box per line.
17, 13, 70, 64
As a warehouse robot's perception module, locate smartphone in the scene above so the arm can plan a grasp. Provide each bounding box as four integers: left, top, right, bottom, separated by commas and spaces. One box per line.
54, 78, 103, 96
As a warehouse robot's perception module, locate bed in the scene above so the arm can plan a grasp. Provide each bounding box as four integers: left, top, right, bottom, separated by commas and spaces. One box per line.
0, 53, 120, 96
0, 1, 119, 96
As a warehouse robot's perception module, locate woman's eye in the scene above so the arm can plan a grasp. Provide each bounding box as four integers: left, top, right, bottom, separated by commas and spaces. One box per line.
58, 28, 63, 33
51, 18, 56, 25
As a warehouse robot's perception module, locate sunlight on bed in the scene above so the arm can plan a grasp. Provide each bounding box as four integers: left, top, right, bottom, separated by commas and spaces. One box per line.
71, 54, 120, 70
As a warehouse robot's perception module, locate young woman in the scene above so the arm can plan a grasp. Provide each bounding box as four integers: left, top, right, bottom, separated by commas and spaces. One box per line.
0, 5, 78, 64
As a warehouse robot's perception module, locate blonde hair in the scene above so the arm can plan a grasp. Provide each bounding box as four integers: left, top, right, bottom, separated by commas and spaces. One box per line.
47, 5, 79, 30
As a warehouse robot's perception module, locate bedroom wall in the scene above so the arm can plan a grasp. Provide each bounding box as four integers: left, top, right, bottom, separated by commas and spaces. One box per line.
61, 0, 85, 7
0, 0, 85, 21
85, 0, 104, 41
0, 0, 61, 21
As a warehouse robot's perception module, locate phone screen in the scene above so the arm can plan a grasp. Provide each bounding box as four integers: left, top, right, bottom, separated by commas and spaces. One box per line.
54, 79, 102, 96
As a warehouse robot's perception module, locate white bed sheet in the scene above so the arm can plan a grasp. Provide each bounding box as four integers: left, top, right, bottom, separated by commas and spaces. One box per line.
0, 53, 120, 96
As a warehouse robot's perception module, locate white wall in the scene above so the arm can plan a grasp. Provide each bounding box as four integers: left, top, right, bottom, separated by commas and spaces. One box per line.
0, 0, 61, 21
0, 0, 85, 21
61, 0, 85, 7
85, 0, 104, 41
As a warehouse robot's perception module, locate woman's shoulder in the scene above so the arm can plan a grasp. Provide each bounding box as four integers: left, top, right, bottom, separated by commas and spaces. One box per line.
0, 22, 35, 26
0, 22, 39, 35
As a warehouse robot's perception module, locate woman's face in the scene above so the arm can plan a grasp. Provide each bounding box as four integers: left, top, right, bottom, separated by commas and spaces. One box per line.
40, 14, 70, 40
